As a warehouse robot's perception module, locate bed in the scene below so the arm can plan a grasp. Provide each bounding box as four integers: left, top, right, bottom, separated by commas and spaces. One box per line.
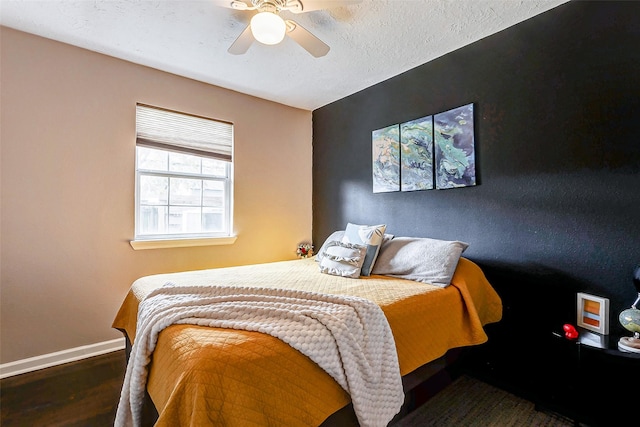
112, 233, 502, 427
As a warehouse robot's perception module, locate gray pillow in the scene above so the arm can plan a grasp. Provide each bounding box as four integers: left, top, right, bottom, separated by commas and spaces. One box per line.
318, 241, 367, 279
371, 237, 469, 287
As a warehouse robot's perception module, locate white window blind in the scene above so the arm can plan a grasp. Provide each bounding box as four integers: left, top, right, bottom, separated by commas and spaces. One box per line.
136, 103, 233, 162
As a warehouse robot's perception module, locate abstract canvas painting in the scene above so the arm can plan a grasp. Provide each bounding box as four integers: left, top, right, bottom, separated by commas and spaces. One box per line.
434, 103, 476, 189
372, 124, 400, 193
400, 116, 434, 191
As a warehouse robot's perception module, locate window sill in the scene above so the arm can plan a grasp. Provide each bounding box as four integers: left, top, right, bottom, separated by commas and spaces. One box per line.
130, 236, 237, 250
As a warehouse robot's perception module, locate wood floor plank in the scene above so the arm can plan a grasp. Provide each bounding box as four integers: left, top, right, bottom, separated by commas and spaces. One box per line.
1, 350, 126, 427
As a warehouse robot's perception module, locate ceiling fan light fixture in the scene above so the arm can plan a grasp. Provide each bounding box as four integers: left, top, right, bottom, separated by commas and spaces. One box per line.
250, 11, 286, 45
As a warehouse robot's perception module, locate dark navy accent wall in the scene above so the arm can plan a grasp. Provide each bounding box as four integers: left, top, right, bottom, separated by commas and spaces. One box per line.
312, 1, 640, 333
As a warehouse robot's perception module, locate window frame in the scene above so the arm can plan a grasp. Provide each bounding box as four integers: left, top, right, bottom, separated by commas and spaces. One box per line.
131, 104, 235, 248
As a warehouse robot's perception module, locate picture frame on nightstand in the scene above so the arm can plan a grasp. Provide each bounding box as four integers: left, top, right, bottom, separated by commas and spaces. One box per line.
577, 292, 609, 335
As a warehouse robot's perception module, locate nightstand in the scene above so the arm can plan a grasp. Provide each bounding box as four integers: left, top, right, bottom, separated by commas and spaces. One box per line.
541, 326, 640, 426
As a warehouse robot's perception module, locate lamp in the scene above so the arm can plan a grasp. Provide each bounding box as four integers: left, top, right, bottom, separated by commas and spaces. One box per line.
250, 11, 286, 45
618, 266, 640, 353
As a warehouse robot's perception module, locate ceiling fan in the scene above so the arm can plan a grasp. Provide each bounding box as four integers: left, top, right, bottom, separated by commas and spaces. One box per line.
214, 0, 361, 57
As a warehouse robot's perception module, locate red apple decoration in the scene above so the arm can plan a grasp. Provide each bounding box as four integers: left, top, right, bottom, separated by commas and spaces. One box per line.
563, 323, 579, 340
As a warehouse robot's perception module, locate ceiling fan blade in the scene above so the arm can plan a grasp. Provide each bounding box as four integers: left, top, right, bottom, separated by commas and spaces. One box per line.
286, 20, 330, 57
211, 0, 255, 11
228, 24, 254, 55
285, 0, 362, 13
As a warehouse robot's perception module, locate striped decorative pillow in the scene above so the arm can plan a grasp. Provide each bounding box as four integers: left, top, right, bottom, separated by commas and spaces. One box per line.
341, 223, 387, 276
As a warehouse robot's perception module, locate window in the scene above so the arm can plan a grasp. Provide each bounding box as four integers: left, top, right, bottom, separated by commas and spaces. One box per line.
134, 104, 233, 242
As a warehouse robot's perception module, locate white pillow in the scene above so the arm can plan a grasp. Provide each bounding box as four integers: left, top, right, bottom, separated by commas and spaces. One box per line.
318, 241, 367, 279
315, 230, 345, 262
341, 223, 387, 276
371, 237, 468, 287
317, 230, 395, 263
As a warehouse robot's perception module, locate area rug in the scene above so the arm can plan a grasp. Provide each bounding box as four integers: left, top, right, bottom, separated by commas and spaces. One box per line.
395, 375, 574, 427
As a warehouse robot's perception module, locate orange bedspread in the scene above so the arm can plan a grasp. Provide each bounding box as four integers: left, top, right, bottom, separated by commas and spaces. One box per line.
112, 257, 501, 426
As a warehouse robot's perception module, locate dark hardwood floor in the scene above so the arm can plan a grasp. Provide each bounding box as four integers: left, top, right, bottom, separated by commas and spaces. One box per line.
1, 350, 126, 427
0, 348, 565, 426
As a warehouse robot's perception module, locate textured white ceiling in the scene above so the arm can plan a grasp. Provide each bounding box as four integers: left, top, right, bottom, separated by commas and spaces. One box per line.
0, 0, 569, 110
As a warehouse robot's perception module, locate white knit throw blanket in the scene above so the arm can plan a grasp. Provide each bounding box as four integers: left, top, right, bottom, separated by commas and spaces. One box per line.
115, 283, 404, 427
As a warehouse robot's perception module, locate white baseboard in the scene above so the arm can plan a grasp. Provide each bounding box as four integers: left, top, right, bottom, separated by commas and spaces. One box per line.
0, 337, 126, 379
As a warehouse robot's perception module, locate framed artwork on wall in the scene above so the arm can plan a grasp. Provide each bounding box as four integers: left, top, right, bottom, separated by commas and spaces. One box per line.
372, 124, 400, 193
372, 102, 476, 193
400, 116, 434, 191
434, 103, 476, 189
577, 292, 610, 335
